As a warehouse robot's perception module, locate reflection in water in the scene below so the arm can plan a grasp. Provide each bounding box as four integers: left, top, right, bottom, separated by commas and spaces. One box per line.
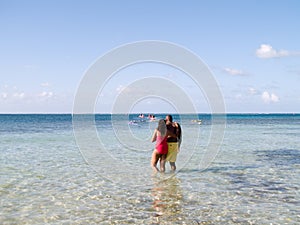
151, 174, 183, 223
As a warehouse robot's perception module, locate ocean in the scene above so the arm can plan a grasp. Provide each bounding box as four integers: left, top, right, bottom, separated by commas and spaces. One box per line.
0, 114, 299, 224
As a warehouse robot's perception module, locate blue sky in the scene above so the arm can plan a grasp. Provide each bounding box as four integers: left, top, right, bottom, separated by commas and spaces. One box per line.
1, 0, 300, 113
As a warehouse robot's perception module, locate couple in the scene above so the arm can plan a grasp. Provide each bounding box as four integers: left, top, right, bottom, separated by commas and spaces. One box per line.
151, 115, 182, 173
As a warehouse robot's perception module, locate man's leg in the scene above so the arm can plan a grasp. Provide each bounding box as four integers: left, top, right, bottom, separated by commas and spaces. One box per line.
169, 162, 176, 171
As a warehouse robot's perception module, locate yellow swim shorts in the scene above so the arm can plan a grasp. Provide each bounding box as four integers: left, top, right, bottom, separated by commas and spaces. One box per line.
166, 142, 178, 162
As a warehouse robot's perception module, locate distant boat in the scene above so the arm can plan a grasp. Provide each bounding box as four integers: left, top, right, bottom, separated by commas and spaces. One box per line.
191, 119, 202, 125
128, 120, 140, 126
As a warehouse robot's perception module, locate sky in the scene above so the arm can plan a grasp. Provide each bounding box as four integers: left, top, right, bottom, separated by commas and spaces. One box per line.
1, 0, 300, 113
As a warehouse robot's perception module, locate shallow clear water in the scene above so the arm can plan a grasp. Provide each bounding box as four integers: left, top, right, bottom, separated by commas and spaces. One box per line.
0, 114, 299, 224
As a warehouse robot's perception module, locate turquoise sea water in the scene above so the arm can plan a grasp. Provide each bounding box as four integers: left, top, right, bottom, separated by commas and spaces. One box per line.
1, 114, 300, 224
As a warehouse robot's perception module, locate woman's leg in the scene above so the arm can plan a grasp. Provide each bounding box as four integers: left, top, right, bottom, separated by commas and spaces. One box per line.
151, 149, 160, 172
160, 154, 167, 172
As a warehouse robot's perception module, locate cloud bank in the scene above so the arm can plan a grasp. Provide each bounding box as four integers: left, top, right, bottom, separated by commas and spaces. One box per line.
224, 67, 247, 76
261, 91, 279, 103
256, 44, 300, 59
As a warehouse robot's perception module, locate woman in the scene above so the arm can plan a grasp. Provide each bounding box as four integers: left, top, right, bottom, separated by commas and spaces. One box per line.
151, 119, 168, 172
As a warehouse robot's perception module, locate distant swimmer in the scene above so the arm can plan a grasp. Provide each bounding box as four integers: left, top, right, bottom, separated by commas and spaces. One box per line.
148, 114, 156, 121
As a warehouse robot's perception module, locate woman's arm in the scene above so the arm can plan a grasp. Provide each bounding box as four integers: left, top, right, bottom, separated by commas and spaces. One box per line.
151, 129, 158, 142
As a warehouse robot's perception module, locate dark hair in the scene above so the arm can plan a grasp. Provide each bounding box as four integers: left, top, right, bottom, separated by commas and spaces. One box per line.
166, 114, 173, 122
157, 119, 166, 136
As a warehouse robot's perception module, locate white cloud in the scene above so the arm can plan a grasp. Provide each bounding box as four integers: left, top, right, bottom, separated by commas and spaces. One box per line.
13, 92, 25, 99
38, 91, 53, 98
224, 67, 246, 76
261, 91, 279, 103
248, 87, 257, 95
0, 92, 8, 99
235, 94, 242, 99
271, 93, 279, 102
256, 44, 300, 58
41, 82, 50, 87
116, 85, 126, 93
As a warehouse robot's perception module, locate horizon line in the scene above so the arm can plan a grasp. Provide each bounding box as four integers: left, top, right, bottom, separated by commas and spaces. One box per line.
0, 112, 299, 115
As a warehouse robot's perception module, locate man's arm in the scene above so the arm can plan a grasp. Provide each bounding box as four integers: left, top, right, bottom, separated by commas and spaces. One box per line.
175, 122, 182, 148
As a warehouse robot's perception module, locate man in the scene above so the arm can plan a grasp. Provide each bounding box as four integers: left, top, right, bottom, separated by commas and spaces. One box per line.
165, 115, 182, 171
